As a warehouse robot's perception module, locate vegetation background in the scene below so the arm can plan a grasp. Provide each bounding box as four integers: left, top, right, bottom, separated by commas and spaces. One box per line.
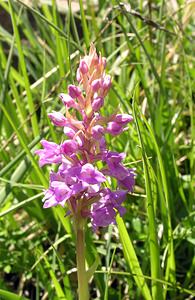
0, 0, 194, 299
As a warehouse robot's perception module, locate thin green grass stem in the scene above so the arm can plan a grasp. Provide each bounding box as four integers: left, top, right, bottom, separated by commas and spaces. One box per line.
16, 0, 83, 53
140, 112, 176, 291
79, 0, 90, 48
133, 99, 163, 300
8, 0, 39, 137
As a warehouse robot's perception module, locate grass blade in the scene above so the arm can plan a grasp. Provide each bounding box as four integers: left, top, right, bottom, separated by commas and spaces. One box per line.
116, 213, 152, 300
0, 289, 29, 300
79, 0, 90, 48
8, 0, 39, 137
133, 98, 163, 300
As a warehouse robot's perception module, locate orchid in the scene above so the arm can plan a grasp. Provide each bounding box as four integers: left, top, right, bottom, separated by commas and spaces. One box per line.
35, 44, 135, 300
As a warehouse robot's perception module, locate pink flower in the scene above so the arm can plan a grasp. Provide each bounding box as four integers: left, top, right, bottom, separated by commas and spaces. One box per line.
36, 44, 135, 229
61, 140, 78, 155
78, 164, 106, 185
91, 188, 127, 230
35, 140, 62, 167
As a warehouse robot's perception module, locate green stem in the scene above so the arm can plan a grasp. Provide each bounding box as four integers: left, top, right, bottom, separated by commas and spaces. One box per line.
75, 218, 89, 300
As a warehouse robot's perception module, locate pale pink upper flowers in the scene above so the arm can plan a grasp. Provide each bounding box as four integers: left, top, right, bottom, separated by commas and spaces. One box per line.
35, 44, 135, 230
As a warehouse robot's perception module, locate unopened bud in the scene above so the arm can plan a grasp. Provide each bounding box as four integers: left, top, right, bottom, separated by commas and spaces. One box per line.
68, 85, 82, 99
79, 59, 88, 74
114, 114, 133, 125
48, 111, 67, 127
92, 125, 104, 140
91, 79, 101, 92
59, 93, 75, 108
92, 97, 104, 112
102, 75, 111, 91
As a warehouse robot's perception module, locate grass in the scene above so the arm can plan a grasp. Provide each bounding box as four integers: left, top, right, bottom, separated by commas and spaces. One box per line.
0, 0, 194, 299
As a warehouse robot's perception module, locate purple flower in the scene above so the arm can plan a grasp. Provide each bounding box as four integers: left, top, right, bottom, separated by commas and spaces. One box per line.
50, 180, 72, 202
104, 151, 126, 163
106, 121, 125, 136
35, 140, 62, 167
118, 169, 135, 192
36, 44, 135, 230
92, 125, 104, 140
43, 190, 59, 208
61, 140, 78, 155
78, 164, 106, 185
91, 189, 127, 230
106, 114, 133, 136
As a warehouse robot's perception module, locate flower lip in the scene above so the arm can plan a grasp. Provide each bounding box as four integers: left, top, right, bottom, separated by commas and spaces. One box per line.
35, 140, 62, 167
78, 163, 106, 185
90, 188, 127, 230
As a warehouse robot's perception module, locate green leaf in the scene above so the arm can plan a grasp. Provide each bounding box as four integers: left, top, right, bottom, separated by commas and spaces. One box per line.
0, 289, 29, 300
116, 213, 152, 300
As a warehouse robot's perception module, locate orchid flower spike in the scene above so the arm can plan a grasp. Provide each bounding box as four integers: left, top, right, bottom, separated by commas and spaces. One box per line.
36, 44, 135, 230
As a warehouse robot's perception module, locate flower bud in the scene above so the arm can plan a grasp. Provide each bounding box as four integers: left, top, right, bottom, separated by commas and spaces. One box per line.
48, 111, 67, 127
102, 75, 111, 90
92, 125, 104, 140
92, 97, 104, 112
114, 114, 133, 124
59, 93, 76, 108
91, 52, 99, 66
101, 75, 112, 96
63, 127, 76, 138
91, 79, 101, 92
68, 85, 82, 99
106, 122, 123, 136
79, 59, 88, 74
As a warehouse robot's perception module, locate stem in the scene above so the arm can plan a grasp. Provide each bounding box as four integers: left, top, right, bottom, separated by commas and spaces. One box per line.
75, 217, 89, 300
